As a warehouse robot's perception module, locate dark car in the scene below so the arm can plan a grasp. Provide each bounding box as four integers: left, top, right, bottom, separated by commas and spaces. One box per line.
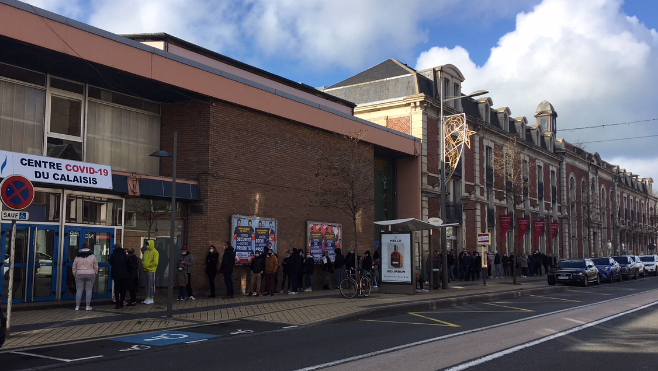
612, 256, 639, 280
591, 257, 622, 283
548, 259, 600, 286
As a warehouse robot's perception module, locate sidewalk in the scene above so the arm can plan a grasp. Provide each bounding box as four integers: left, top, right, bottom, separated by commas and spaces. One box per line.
1, 275, 562, 351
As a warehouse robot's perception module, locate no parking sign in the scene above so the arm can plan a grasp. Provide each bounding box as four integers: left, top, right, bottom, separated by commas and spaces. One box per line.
0, 174, 34, 210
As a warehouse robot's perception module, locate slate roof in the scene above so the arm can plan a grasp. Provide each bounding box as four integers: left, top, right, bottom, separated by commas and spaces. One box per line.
328, 59, 416, 89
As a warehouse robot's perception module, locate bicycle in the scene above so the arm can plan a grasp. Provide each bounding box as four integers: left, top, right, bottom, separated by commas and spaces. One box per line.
339, 268, 372, 298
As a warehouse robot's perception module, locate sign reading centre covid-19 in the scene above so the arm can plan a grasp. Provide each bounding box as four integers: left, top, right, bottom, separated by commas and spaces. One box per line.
0, 150, 113, 190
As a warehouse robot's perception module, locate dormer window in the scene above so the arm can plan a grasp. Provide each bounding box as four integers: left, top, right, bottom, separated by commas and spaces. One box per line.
541, 118, 547, 131
485, 104, 490, 123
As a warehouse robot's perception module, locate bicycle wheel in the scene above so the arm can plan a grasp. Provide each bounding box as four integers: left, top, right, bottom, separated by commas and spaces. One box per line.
339, 278, 357, 298
361, 276, 372, 297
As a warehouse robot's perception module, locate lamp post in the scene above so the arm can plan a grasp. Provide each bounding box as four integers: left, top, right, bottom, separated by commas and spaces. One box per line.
150, 132, 177, 319
438, 81, 488, 289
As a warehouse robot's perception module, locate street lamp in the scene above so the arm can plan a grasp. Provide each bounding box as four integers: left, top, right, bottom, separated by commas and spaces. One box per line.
150, 132, 177, 319
439, 86, 488, 289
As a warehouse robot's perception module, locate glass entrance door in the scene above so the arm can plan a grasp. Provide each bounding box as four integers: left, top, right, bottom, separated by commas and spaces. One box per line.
1, 224, 59, 303
61, 226, 113, 299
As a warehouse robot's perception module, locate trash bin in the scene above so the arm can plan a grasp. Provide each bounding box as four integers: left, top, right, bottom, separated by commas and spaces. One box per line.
432, 269, 441, 289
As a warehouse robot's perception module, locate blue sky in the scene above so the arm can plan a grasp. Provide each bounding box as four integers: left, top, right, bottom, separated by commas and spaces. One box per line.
24, 0, 658, 184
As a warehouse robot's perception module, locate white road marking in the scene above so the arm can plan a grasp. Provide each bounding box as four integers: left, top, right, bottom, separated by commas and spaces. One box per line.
444, 300, 658, 371
292, 288, 658, 371
9, 351, 103, 362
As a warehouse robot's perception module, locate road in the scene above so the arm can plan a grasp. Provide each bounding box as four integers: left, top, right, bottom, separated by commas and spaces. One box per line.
2, 276, 658, 371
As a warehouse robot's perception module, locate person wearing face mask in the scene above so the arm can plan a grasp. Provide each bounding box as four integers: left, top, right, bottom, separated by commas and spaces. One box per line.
205, 245, 219, 298
264, 248, 279, 296
297, 250, 305, 292
288, 248, 301, 294
176, 261, 188, 300
304, 252, 315, 291
109, 243, 129, 309
280, 250, 291, 293
180, 246, 195, 300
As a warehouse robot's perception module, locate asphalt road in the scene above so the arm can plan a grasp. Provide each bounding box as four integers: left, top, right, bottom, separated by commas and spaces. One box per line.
3, 276, 658, 371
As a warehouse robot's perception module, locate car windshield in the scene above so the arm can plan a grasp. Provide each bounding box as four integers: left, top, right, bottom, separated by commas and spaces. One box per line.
558, 261, 586, 268
612, 257, 629, 264
591, 258, 610, 265
640, 256, 655, 262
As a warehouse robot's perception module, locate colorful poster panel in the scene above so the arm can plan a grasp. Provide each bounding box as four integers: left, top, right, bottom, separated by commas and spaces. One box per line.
380, 232, 412, 283
232, 215, 277, 263
306, 222, 342, 263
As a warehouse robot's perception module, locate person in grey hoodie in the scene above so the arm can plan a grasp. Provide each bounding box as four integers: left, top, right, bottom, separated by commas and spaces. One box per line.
180, 246, 195, 300
72, 242, 98, 311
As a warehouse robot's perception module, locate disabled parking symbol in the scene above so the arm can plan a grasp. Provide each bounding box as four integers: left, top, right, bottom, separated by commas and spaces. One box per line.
111, 331, 220, 346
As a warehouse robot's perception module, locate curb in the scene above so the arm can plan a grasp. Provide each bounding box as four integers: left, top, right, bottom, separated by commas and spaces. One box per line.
332, 285, 569, 323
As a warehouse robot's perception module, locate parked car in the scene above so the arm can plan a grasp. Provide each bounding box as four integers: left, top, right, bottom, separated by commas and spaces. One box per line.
36, 252, 53, 277
548, 259, 600, 286
591, 257, 622, 283
629, 255, 645, 277
612, 256, 639, 280
639, 255, 658, 276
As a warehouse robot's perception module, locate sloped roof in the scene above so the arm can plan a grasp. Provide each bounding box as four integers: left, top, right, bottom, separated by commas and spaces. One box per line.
328, 59, 416, 89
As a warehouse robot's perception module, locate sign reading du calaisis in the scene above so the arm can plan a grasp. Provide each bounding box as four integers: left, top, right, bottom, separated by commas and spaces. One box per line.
0, 150, 113, 190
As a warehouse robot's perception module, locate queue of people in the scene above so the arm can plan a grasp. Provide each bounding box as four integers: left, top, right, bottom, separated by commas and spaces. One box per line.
73, 241, 387, 310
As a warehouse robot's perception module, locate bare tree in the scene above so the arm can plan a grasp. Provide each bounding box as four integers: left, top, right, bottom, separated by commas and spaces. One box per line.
492, 137, 528, 284
126, 199, 170, 239
314, 130, 375, 269
582, 178, 601, 257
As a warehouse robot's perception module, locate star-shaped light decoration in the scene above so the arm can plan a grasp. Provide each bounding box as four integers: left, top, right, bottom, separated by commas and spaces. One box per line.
443, 113, 477, 182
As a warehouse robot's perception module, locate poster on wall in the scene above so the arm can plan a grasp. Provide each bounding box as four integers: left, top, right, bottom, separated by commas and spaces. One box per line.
306, 221, 342, 262
231, 215, 277, 263
380, 232, 412, 283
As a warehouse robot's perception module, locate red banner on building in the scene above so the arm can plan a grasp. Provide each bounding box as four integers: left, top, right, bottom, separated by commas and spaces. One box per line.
548, 222, 559, 251
517, 218, 530, 245
533, 220, 546, 246
500, 215, 513, 242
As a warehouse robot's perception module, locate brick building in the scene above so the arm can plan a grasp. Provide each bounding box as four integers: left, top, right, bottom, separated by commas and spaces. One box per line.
323, 59, 658, 262
0, 1, 421, 303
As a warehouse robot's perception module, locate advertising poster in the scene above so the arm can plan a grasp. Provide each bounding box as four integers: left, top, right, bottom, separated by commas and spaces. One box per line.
380, 232, 412, 283
306, 222, 342, 262
232, 215, 277, 263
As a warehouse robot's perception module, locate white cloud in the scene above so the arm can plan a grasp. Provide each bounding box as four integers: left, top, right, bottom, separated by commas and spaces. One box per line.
416, 0, 658, 180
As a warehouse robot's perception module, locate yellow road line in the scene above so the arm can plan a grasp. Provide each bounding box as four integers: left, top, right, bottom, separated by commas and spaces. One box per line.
482, 302, 534, 312
360, 319, 458, 327
529, 294, 581, 303
408, 312, 460, 327
565, 289, 612, 296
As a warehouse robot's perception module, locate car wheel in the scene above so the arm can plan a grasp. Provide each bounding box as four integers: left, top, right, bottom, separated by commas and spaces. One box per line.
596, 275, 600, 285
609, 274, 614, 283
618, 272, 623, 282
582, 277, 589, 287
548, 280, 556, 286
635, 270, 639, 280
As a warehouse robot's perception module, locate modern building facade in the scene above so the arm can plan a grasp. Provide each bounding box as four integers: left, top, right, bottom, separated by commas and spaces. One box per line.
0, 0, 421, 303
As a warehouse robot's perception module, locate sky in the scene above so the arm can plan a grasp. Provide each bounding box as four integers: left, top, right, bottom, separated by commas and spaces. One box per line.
23, 0, 658, 186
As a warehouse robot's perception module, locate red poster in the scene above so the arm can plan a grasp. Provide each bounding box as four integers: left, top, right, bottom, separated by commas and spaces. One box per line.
517, 218, 530, 245
533, 220, 546, 246
550, 222, 560, 239
500, 215, 513, 242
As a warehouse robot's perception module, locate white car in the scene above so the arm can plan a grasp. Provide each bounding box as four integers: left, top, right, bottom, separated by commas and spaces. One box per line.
639, 255, 658, 276
629, 255, 645, 277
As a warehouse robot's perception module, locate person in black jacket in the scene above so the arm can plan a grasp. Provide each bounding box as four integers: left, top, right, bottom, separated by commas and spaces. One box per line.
334, 248, 345, 287
304, 252, 315, 291
296, 249, 305, 292
288, 248, 301, 294
219, 242, 236, 299
205, 245, 219, 298
362, 250, 373, 281
109, 243, 129, 309
322, 251, 333, 290
502, 254, 510, 277
249, 250, 265, 296
126, 248, 140, 306
345, 248, 356, 272
280, 251, 291, 293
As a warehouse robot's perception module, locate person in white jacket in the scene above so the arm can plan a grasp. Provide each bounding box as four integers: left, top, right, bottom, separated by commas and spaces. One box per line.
72, 242, 99, 310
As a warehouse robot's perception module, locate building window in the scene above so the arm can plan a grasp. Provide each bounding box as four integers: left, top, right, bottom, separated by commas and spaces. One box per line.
0, 79, 45, 154
485, 146, 493, 168
47, 77, 85, 161
66, 194, 122, 226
